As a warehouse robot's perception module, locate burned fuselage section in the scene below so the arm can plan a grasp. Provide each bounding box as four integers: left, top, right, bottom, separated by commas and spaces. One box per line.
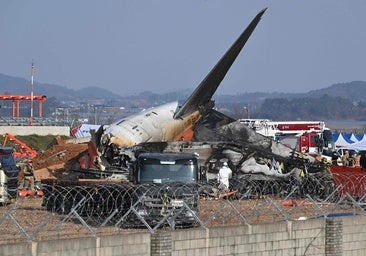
95, 116, 327, 183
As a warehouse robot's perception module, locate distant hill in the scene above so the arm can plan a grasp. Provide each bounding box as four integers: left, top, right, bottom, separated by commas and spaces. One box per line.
215, 81, 366, 103
305, 81, 366, 102
1, 72, 366, 106
0, 73, 120, 100
1, 72, 366, 123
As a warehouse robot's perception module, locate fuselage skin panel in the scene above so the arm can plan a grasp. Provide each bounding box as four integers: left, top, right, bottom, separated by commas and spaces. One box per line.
101, 102, 200, 147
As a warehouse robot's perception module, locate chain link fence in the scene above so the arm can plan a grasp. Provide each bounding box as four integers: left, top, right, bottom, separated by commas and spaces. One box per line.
1, 172, 365, 244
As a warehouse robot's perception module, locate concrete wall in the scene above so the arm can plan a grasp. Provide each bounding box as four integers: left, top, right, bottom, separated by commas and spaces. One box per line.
0, 233, 151, 256
343, 215, 366, 255
0, 126, 70, 136
170, 220, 326, 256
0, 215, 365, 256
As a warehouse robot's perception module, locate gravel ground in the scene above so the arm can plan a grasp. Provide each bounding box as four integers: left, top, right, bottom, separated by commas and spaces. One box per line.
0, 195, 358, 244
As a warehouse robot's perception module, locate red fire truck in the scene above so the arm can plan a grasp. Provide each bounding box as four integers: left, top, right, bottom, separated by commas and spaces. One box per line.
239, 119, 335, 156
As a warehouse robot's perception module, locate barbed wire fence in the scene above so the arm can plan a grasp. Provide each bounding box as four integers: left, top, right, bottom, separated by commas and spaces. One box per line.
0, 172, 365, 244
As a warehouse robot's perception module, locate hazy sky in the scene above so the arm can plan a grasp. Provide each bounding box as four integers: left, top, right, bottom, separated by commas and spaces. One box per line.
1, 1, 365, 96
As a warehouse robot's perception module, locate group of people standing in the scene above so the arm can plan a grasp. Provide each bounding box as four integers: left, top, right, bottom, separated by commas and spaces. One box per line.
339, 150, 366, 168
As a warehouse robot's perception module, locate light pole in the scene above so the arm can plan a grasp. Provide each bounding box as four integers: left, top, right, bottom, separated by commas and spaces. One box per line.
94, 106, 97, 125
243, 106, 250, 119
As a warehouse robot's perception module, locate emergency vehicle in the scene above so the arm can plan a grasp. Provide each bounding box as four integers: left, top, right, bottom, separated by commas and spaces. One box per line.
239, 119, 335, 156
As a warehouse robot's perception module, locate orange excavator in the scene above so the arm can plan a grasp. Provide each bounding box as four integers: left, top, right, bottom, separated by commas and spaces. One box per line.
2, 133, 37, 159
2, 133, 42, 197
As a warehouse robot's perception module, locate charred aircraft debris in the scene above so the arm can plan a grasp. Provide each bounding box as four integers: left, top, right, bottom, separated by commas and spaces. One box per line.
90, 7, 328, 184
42, 8, 333, 227
95, 122, 330, 196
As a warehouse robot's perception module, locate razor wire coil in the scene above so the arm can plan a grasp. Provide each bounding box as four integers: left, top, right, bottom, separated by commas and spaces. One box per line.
1, 172, 366, 243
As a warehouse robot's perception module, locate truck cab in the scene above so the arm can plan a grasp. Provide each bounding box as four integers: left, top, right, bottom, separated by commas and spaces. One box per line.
129, 152, 200, 227
0, 147, 19, 204
133, 152, 199, 184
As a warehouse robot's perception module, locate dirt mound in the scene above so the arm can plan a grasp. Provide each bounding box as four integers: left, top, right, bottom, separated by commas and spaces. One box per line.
32, 137, 89, 180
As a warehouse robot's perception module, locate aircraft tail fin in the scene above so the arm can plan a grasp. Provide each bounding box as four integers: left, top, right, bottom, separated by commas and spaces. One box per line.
174, 8, 267, 119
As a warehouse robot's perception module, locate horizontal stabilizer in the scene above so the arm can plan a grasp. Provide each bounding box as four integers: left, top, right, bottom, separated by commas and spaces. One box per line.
174, 8, 267, 119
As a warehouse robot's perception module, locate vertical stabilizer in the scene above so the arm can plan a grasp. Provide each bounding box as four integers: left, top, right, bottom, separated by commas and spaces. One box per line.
174, 8, 267, 119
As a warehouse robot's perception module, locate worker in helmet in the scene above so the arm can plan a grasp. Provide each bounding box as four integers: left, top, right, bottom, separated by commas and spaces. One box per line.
23, 160, 35, 190
217, 162, 232, 192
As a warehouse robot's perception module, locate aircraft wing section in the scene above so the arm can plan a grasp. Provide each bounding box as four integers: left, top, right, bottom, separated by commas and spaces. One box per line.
174, 8, 267, 119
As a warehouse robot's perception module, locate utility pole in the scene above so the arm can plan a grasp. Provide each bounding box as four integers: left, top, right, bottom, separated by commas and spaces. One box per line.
29, 60, 34, 126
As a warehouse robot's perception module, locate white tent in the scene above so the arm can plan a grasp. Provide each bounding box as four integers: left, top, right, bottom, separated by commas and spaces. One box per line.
357, 134, 366, 143
346, 140, 366, 151
349, 133, 359, 143
334, 133, 354, 148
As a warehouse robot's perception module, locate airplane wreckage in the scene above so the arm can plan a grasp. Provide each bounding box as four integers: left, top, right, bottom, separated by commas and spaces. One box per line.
91, 7, 328, 182
42, 9, 334, 224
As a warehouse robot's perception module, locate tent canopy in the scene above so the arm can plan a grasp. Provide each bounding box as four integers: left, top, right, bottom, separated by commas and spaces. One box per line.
345, 140, 366, 151
334, 133, 354, 148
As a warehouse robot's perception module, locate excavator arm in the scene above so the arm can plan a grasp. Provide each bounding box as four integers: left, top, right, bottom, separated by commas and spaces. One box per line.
2, 133, 37, 159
